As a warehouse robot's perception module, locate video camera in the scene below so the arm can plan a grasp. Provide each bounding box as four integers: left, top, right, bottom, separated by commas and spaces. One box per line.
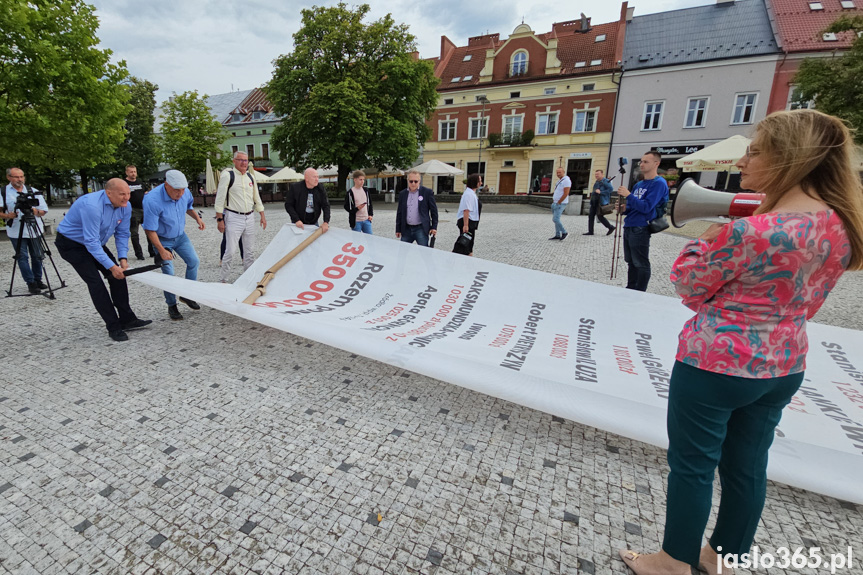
618, 157, 628, 169
9, 190, 41, 220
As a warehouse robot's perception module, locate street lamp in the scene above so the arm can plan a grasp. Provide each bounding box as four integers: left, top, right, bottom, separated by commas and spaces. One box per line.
477, 96, 490, 181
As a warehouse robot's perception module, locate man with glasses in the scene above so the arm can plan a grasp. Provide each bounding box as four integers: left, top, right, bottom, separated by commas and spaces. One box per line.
285, 168, 331, 232
215, 151, 267, 283
395, 169, 438, 247
616, 151, 669, 291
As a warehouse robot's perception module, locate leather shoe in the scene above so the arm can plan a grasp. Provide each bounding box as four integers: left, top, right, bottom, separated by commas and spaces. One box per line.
168, 305, 184, 320
179, 297, 201, 310
582, 232, 594, 236
109, 330, 129, 342
27, 282, 40, 294
560, 232, 568, 241
122, 318, 153, 331
37, 280, 48, 289
548, 236, 561, 240
607, 226, 616, 236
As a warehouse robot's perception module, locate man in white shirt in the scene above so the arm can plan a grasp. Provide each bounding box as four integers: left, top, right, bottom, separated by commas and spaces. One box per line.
1, 167, 49, 294
215, 151, 267, 282
550, 166, 570, 241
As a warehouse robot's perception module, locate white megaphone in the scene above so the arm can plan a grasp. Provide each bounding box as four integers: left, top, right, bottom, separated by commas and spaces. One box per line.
671, 178, 765, 228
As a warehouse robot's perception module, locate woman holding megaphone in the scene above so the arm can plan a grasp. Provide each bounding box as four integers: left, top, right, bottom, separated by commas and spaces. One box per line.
620, 109, 863, 575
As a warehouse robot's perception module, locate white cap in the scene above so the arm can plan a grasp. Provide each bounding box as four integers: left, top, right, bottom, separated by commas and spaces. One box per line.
165, 170, 188, 189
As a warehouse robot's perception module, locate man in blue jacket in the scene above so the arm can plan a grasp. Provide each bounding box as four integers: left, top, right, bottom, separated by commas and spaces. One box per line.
616, 152, 669, 291
395, 169, 438, 247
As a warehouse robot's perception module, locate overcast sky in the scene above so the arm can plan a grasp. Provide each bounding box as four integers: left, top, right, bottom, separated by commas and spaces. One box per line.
89, 0, 712, 104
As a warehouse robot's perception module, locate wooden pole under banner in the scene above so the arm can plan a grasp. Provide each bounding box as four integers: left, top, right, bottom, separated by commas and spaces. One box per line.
242, 227, 324, 305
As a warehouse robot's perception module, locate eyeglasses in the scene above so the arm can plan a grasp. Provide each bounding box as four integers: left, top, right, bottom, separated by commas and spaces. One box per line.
235, 159, 249, 163
408, 180, 419, 183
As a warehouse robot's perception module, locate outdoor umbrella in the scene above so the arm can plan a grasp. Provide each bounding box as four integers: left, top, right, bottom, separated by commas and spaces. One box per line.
675, 135, 750, 173
205, 158, 218, 194
267, 166, 304, 183
411, 159, 464, 189
247, 162, 272, 182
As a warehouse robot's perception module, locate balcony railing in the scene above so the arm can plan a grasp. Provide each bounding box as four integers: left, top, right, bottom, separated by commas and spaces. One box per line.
487, 130, 535, 147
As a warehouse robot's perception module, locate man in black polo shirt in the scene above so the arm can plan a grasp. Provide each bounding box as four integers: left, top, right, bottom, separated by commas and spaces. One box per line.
123, 164, 152, 260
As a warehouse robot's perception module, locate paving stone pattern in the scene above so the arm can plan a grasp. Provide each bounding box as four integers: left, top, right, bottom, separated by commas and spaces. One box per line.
1, 204, 861, 574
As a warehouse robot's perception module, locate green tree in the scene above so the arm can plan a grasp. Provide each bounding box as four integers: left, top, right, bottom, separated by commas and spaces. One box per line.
795, 16, 863, 145
267, 3, 439, 191
159, 90, 228, 192
0, 0, 130, 182
91, 77, 160, 182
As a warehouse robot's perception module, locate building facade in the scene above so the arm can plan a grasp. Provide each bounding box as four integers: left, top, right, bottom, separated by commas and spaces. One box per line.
610, 0, 781, 191
220, 88, 283, 170
765, 0, 863, 113
422, 5, 630, 196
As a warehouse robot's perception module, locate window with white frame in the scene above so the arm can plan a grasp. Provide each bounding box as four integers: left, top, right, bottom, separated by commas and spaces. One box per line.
246, 144, 255, 157
582, 83, 595, 91
841, 0, 855, 7
573, 109, 597, 133
439, 120, 456, 140
444, 98, 453, 105
544, 87, 556, 95
537, 112, 558, 135
511, 51, 527, 76
590, 59, 602, 66
469, 117, 488, 139
822, 32, 838, 41
595, 34, 607, 42
463, 75, 473, 81
731, 93, 757, 125
451, 77, 461, 83
642, 101, 663, 130
502, 115, 523, 138
809, 1, 823, 9
463, 54, 472, 61
510, 91, 521, 98
684, 97, 708, 128
787, 86, 815, 110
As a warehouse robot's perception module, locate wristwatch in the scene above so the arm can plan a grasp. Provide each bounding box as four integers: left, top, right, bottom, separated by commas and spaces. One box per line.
216, 217, 224, 222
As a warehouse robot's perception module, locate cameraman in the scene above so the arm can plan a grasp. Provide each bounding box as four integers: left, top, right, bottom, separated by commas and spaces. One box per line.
2, 167, 48, 294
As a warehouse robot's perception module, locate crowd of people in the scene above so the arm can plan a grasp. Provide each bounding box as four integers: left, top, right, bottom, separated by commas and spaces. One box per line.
3, 109, 861, 574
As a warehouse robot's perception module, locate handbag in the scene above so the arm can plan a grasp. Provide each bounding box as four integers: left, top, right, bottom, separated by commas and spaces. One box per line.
600, 203, 614, 216
648, 215, 669, 234
452, 231, 473, 255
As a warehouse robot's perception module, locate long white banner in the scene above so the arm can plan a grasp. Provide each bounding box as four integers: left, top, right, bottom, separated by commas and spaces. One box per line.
132, 226, 863, 503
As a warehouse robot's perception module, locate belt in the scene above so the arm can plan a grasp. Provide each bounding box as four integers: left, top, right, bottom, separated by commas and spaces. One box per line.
225, 208, 253, 215
406, 223, 423, 227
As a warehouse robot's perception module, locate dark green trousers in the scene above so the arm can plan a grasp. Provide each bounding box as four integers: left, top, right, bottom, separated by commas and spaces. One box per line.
662, 361, 803, 566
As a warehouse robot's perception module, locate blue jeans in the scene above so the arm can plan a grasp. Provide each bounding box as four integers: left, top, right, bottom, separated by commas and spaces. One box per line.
400, 224, 429, 246
623, 226, 651, 291
10, 237, 43, 284
663, 361, 803, 566
157, 233, 199, 305
551, 203, 567, 236
353, 220, 373, 234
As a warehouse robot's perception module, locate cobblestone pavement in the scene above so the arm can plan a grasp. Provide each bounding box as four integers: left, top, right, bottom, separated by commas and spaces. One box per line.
1, 203, 860, 575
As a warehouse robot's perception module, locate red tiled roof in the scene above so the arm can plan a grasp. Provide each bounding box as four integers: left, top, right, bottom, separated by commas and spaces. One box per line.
433, 17, 622, 88
769, 0, 863, 52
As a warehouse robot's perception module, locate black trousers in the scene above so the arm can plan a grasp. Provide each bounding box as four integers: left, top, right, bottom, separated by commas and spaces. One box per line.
588, 194, 614, 233
55, 233, 136, 333
129, 208, 155, 258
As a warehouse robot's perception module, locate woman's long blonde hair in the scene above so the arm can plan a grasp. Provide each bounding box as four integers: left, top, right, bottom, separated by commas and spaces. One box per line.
751, 109, 863, 270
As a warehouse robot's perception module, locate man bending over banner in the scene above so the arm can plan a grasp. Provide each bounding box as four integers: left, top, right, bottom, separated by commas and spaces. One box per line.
285, 168, 330, 232
143, 170, 206, 321
55, 179, 152, 342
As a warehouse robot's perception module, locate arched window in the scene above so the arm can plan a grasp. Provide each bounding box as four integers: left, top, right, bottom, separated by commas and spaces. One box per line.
511, 51, 528, 76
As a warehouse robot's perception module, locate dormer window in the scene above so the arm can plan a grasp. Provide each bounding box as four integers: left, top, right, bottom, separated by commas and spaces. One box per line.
809, 1, 823, 9
231, 113, 245, 122
510, 51, 528, 77
251, 111, 264, 120
463, 54, 472, 61
823, 32, 838, 41
595, 34, 607, 42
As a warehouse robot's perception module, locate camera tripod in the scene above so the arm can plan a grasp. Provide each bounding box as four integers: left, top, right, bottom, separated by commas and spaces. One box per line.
5, 212, 66, 299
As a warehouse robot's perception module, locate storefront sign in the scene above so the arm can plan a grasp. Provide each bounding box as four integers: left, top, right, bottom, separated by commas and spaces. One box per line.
651, 145, 704, 155
569, 152, 592, 158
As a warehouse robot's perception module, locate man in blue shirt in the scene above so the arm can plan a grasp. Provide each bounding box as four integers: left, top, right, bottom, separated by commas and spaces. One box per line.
55, 179, 152, 341
143, 170, 206, 320
616, 151, 669, 291
584, 169, 616, 236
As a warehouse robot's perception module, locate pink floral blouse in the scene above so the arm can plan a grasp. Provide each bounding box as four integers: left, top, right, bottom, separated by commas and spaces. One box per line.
670, 211, 851, 379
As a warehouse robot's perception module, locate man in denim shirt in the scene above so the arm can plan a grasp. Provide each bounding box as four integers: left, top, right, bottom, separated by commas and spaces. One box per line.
616, 152, 669, 291
585, 169, 615, 236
